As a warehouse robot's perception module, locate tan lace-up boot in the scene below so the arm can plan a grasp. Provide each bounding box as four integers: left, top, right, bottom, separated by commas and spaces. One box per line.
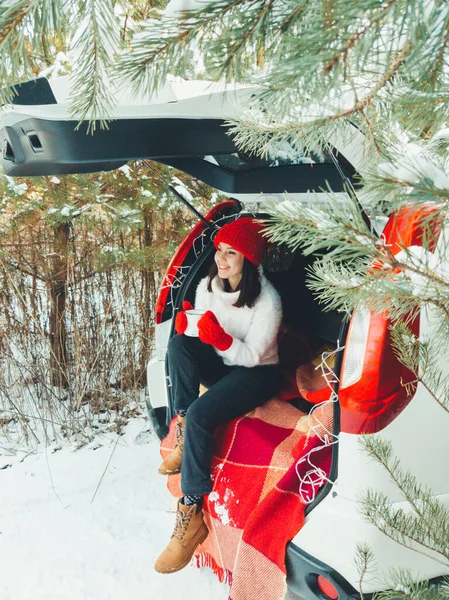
159, 415, 185, 475
154, 500, 208, 574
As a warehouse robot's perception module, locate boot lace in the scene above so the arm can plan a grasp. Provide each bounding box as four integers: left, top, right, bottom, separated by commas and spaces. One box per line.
175, 420, 184, 449
172, 507, 193, 540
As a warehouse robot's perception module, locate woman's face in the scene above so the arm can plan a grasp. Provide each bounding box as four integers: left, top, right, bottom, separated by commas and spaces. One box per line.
215, 242, 245, 289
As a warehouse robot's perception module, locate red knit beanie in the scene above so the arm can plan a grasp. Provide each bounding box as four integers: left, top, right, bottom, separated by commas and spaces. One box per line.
214, 217, 267, 266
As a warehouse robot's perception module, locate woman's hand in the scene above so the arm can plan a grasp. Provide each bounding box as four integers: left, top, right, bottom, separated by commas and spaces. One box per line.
175, 301, 193, 334
198, 311, 233, 351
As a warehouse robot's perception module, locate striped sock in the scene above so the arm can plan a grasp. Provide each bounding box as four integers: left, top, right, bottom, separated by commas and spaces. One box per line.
182, 494, 203, 507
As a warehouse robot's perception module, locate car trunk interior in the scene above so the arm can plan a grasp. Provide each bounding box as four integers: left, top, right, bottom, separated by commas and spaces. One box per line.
179, 216, 345, 356
169, 212, 346, 511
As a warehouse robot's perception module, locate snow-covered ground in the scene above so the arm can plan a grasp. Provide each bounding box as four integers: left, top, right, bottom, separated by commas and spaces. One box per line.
0, 418, 229, 600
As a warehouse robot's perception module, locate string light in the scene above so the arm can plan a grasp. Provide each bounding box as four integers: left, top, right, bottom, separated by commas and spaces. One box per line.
296, 342, 344, 504
154, 213, 235, 357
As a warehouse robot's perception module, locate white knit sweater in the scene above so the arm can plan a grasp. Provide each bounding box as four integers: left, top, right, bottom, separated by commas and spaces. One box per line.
194, 266, 282, 368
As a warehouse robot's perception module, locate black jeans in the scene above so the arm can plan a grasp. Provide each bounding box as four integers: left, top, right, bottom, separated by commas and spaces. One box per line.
167, 334, 281, 496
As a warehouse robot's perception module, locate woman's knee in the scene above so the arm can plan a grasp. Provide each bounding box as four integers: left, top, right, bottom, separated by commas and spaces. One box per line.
167, 333, 190, 360
185, 398, 215, 431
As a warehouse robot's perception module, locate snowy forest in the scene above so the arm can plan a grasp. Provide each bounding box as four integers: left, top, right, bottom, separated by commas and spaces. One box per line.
0, 161, 217, 445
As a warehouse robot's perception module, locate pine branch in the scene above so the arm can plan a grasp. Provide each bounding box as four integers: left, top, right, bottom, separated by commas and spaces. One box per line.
323, 0, 397, 75
221, 0, 274, 74
427, 17, 449, 82
279, 2, 308, 33
360, 108, 383, 155
229, 41, 413, 161
391, 324, 449, 414
354, 543, 376, 599
362, 489, 449, 568
377, 569, 449, 600
263, 188, 449, 321
361, 437, 449, 564
68, 0, 120, 132
115, 0, 250, 94
0, 0, 66, 105
0, 1, 31, 46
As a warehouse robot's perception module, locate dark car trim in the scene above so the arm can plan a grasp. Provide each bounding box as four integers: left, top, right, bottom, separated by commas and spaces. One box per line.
9, 77, 58, 106
1, 115, 357, 194
159, 156, 356, 194
286, 543, 360, 600
0, 117, 238, 176
286, 543, 447, 600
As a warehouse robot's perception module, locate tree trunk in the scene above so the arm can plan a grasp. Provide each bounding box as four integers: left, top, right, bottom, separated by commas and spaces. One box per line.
139, 206, 156, 384
49, 223, 70, 388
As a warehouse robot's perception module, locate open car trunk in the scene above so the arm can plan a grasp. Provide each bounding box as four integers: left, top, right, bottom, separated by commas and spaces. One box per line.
153, 207, 345, 512
1, 75, 368, 598
1, 72, 357, 516
0, 76, 361, 196
159, 213, 346, 598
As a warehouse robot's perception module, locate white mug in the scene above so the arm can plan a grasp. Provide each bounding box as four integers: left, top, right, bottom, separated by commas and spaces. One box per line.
184, 309, 206, 337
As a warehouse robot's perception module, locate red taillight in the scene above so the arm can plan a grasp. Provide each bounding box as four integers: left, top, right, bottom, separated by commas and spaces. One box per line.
339, 310, 418, 434
317, 575, 339, 600
340, 204, 442, 434
382, 204, 442, 254
155, 201, 238, 325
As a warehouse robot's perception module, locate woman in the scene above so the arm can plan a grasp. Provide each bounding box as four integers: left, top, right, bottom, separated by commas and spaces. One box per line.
155, 217, 282, 574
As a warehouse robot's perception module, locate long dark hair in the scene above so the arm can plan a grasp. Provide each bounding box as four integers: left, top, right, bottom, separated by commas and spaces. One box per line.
207, 258, 261, 308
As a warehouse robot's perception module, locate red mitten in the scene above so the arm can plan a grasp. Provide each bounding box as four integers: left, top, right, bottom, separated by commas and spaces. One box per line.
175, 301, 193, 334
197, 310, 233, 351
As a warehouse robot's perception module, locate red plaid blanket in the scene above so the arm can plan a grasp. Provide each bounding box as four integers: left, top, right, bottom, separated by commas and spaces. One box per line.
160, 395, 333, 600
